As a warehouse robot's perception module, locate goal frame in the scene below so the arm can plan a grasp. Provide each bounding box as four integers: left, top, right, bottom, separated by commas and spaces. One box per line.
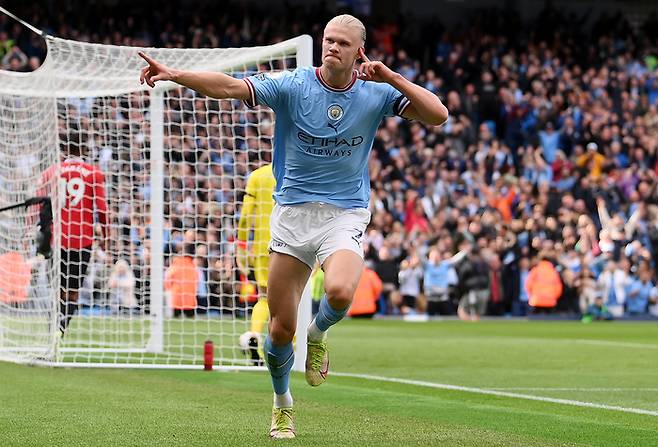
145, 35, 313, 372
0, 34, 313, 371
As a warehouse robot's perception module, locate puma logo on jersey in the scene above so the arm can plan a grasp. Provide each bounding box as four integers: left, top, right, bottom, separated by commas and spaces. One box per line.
327, 121, 340, 134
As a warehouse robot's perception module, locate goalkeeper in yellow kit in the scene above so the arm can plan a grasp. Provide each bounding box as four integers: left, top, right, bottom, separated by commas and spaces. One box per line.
237, 163, 275, 364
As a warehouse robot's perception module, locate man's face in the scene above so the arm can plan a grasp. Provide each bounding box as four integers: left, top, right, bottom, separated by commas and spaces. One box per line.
322, 23, 362, 71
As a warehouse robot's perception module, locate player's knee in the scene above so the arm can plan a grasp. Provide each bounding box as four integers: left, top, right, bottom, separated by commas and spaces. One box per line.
269, 317, 295, 345
325, 283, 355, 310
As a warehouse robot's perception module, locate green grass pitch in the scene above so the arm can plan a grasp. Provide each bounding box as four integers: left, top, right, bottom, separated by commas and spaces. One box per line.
1, 320, 657, 446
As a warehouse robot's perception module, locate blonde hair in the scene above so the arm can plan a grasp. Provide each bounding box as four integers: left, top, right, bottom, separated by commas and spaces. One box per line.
327, 14, 366, 44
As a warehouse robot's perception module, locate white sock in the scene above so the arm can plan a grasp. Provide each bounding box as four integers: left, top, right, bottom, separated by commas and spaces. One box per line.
307, 318, 327, 342
274, 390, 293, 409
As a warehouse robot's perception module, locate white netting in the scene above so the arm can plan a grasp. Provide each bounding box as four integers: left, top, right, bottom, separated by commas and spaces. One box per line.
0, 95, 58, 362
0, 34, 312, 368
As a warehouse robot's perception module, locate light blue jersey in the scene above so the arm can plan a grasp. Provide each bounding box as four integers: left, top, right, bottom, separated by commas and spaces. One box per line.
244, 66, 410, 208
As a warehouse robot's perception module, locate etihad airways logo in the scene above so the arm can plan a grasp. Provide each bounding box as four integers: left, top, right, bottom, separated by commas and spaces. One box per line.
297, 131, 364, 157
305, 147, 353, 157
297, 132, 364, 147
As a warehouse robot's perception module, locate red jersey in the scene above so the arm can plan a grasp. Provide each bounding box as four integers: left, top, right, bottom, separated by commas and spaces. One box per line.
41, 159, 108, 250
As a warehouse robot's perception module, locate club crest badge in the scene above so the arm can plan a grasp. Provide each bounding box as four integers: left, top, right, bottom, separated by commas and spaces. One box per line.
327, 104, 344, 121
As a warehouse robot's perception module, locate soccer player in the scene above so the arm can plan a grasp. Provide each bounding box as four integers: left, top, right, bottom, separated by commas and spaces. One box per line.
237, 162, 276, 364
40, 127, 109, 350
139, 14, 448, 439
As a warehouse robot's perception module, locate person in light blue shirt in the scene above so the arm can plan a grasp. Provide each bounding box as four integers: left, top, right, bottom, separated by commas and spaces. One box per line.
538, 121, 559, 163
513, 257, 531, 316
138, 14, 448, 439
243, 65, 406, 208
626, 267, 653, 315
423, 248, 459, 316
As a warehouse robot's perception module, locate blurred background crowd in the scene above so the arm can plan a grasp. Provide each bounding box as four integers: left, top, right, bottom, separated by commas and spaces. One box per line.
3, 0, 658, 319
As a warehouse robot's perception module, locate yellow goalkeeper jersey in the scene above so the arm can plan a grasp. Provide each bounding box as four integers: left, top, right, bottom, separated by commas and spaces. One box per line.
237, 164, 275, 257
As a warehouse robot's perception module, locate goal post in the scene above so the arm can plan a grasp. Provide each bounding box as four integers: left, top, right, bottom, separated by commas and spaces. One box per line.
0, 34, 314, 370
146, 88, 164, 355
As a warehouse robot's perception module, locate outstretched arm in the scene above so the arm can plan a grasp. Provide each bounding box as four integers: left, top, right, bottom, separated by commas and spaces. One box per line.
624, 207, 641, 240
138, 52, 251, 101
446, 250, 468, 266
357, 48, 448, 126
596, 197, 612, 231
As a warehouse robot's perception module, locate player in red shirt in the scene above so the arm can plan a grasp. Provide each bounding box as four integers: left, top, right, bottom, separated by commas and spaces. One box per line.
41, 127, 109, 339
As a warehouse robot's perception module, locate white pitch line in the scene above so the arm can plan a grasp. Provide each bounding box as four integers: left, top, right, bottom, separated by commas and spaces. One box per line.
332, 372, 658, 417
571, 339, 658, 350
489, 387, 658, 392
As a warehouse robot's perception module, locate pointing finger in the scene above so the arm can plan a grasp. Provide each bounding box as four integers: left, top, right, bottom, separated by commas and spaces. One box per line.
138, 51, 155, 66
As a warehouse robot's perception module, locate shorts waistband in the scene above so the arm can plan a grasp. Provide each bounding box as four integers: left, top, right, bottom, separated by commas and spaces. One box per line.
278, 201, 365, 210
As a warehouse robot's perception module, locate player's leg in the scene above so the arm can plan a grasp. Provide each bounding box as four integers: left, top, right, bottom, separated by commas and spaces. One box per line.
315, 250, 363, 327
401, 294, 416, 315
416, 293, 427, 314
474, 289, 489, 322
266, 251, 311, 439
58, 248, 90, 337
305, 249, 363, 386
457, 292, 470, 321
58, 249, 71, 336
390, 290, 403, 314
249, 255, 270, 362
251, 298, 269, 333
306, 206, 370, 386
49, 247, 89, 361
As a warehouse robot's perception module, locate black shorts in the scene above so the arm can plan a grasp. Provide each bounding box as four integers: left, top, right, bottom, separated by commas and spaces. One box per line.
427, 300, 454, 316
402, 295, 417, 308
61, 248, 92, 291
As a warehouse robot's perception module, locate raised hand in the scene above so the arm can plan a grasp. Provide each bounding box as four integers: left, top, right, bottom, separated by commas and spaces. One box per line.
357, 48, 395, 83
138, 52, 174, 88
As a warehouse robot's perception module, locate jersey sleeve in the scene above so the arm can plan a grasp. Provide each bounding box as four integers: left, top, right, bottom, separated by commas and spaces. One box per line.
380, 83, 411, 118
243, 70, 294, 111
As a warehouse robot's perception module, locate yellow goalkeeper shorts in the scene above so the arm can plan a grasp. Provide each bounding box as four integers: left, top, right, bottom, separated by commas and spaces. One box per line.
254, 255, 269, 289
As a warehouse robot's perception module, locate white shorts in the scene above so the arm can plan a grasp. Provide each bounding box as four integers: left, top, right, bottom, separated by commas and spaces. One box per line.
269, 202, 371, 269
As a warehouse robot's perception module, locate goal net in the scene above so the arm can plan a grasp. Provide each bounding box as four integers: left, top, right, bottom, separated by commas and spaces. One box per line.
0, 34, 313, 369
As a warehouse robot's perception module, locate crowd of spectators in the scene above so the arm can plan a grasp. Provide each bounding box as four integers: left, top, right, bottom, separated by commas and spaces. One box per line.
362, 7, 658, 320
4, 1, 658, 319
